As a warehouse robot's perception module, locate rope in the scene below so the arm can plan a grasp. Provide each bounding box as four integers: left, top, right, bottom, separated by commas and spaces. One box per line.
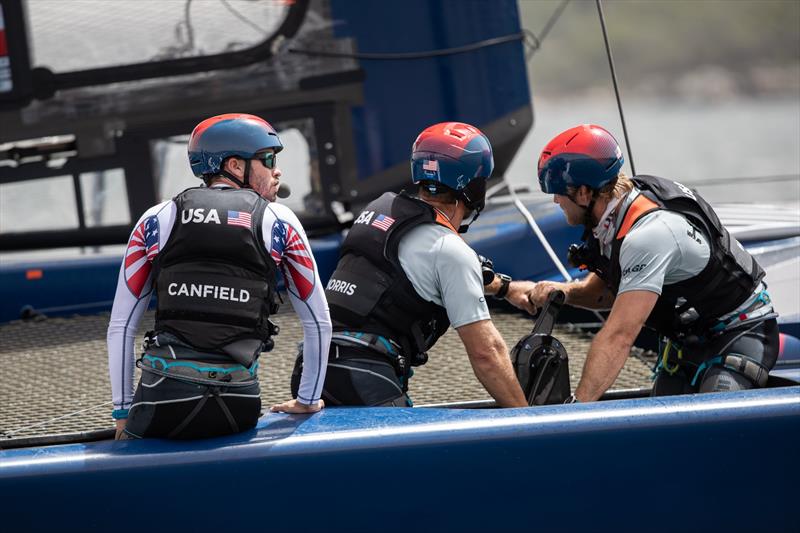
289, 0, 571, 63
596, 0, 636, 176
289, 32, 525, 61
1, 401, 113, 439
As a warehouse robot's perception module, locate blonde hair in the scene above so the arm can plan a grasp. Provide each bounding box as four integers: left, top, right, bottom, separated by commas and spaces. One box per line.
567, 172, 634, 201
598, 171, 634, 201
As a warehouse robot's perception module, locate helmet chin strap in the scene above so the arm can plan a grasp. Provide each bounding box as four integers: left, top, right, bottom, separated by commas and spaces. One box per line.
568, 189, 599, 241
218, 159, 252, 189
458, 187, 486, 234
458, 206, 482, 234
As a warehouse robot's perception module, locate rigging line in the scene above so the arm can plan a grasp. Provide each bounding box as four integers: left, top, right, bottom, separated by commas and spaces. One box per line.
501, 176, 573, 282
2, 401, 113, 438
596, 0, 636, 176
220, 0, 269, 36
531, 0, 571, 54
184, 0, 196, 52
497, 178, 607, 324
289, 32, 524, 60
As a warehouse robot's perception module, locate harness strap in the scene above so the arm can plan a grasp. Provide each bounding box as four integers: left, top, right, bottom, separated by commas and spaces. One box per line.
332, 332, 401, 357
711, 289, 774, 333
212, 389, 239, 434
137, 356, 258, 388
167, 389, 212, 438
332, 331, 411, 390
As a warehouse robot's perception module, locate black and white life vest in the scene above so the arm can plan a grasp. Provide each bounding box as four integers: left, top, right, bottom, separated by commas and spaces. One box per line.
153, 187, 278, 352
325, 192, 453, 362
584, 175, 765, 336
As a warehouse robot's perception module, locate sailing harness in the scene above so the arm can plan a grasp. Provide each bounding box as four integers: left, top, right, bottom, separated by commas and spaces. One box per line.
135, 341, 259, 437
324, 192, 457, 392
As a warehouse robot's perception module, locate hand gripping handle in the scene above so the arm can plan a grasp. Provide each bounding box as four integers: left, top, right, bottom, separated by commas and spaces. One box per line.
531, 290, 565, 336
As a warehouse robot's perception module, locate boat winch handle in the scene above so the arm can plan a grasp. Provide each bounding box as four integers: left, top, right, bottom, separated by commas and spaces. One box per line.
531, 290, 565, 337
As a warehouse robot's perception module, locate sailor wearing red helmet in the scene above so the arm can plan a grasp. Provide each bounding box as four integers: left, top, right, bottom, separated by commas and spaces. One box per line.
291, 122, 532, 407
107, 113, 331, 440
529, 124, 778, 401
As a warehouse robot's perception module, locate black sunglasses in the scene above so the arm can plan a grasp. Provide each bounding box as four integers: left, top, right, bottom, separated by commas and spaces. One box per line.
253, 152, 277, 169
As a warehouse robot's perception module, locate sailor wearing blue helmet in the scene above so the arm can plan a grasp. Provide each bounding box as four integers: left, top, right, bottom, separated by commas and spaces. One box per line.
108, 113, 332, 440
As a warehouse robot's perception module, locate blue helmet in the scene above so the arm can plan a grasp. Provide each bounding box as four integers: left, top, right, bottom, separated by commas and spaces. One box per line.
537, 124, 624, 195
188, 113, 283, 177
411, 122, 494, 211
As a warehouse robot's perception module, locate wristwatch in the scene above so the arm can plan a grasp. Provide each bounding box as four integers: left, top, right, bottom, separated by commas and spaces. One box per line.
492, 273, 512, 300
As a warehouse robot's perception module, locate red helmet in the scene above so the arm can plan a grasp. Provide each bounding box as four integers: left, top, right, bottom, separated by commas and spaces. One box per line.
537, 124, 624, 195
411, 122, 494, 211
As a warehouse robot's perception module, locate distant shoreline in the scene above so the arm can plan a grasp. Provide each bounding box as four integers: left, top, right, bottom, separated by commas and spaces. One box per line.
530, 63, 800, 102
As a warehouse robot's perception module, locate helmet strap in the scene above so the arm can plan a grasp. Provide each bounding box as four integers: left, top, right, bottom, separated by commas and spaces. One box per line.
458, 205, 482, 234
218, 158, 252, 189
568, 187, 599, 241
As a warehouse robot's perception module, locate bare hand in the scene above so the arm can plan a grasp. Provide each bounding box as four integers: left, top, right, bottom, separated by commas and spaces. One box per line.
528, 281, 568, 310
114, 419, 128, 440
504, 281, 538, 315
270, 398, 325, 414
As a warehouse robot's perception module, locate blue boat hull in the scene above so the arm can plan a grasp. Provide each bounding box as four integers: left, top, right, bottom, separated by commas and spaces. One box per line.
1, 387, 798, 532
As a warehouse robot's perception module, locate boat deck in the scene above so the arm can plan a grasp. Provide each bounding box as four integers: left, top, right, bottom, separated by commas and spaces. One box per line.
0, 305, 656, 442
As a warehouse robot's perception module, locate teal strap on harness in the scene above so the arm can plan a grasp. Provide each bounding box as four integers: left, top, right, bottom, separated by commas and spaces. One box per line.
137, 354, 260, 388
142, 354, 258, 376
690, 356, 723, 387
690, 353, 769, 387
335, 331, 401, 357
711, 289, 773, 333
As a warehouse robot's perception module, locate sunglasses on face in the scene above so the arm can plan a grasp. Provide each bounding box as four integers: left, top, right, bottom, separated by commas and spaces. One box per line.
254, 152, 277, 169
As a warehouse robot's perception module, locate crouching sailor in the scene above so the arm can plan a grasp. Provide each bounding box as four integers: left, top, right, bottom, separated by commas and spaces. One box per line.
290, 122, 529, 407
107, 114, 331, 440
528, 124, 778, 401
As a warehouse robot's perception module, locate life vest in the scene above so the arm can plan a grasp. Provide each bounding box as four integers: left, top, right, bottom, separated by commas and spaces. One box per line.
325, 192, 454, 363
153, 187, 278, 352
585, 175, 765, 336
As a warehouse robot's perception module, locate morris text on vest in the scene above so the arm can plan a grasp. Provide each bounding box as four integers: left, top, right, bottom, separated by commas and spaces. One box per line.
326, 278, 357, 295
167, 282, 250, 302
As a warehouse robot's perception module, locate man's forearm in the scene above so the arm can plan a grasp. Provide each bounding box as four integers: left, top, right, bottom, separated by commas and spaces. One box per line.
470, 351, 528, 407
575, 290, 657, 401
458, 320, 528, 407
575, 326, 634, 401
563, 275, 614, 309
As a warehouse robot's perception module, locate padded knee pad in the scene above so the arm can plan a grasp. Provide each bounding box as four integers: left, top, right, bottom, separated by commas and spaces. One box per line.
699, 366, 755, 393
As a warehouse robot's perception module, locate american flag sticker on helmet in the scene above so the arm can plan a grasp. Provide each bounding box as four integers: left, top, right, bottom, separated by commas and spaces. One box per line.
423, 159, 439, 173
